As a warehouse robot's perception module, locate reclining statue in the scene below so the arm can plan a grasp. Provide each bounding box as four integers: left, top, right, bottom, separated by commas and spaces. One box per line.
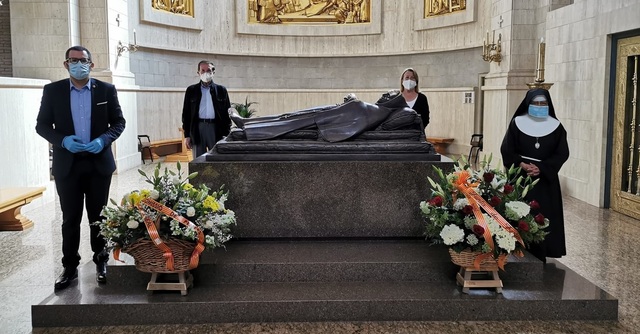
208, 91, 436, 160
227, 92, 424, 143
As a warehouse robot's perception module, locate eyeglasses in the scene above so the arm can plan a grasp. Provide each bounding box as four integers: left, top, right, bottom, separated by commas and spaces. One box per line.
66, 58, 92, 65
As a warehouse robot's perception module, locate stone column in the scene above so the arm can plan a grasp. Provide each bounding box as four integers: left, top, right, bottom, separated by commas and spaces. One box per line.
481, 0, 550, 159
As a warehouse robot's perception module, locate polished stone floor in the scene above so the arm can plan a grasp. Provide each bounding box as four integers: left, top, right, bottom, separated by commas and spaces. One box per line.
1, 162, 638, 333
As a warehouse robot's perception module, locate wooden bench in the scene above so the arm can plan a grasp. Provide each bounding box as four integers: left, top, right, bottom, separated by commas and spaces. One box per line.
427, 137, 455, 155
0, 187, 46, 231
143, 138, 183, 160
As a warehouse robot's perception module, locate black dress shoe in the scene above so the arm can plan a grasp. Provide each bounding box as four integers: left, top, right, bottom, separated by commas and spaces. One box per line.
54, 268, 78, 290
96, 262, 107, 284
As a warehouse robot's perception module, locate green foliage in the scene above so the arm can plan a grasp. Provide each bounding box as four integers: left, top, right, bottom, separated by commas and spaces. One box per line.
231, 96, 258, 118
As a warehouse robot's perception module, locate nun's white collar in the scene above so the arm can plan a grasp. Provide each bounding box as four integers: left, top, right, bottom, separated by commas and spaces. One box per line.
514, 114, 560, 137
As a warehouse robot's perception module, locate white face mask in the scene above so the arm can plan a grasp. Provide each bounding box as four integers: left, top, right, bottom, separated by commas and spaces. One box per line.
200, 72, 213, 83
402, 79, 416, 90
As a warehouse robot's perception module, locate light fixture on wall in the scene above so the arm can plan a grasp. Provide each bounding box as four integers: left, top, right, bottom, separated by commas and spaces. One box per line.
116, 30, 138, 57
482, 30, 502, 65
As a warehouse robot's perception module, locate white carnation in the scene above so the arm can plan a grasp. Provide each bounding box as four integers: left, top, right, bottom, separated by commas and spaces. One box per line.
419, 201, 431, 215
440, 224, 465, 245
505, 201, 530, 220
186, 206, 196, 217
204, 220, 214, 229
150, 189, 160, 200
496, 233, 517, 252
466, 234, 479, 246
452, 198, 469, 211
126, 220, 139, 229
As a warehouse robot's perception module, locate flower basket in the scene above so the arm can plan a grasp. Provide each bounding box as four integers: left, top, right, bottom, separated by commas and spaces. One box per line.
122, 238, 197, 273
448, 248, 508, 271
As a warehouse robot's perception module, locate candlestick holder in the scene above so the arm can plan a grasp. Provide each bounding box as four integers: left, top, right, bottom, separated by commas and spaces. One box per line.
482, 33, 502, 64
116, 40, 138, 58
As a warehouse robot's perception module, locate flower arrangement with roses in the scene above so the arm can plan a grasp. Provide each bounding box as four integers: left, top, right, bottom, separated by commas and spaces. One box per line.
94, 162, 235, 251
420, 156, 548, 262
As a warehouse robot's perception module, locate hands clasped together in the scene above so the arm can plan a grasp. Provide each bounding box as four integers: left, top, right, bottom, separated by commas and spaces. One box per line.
520, 162, 540, 177
62, 135, 104, 154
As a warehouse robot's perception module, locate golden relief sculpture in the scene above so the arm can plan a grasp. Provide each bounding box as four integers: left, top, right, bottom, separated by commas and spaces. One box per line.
248, 0, 371, 25
424, 0, 466, 17
152, 0, 194, 17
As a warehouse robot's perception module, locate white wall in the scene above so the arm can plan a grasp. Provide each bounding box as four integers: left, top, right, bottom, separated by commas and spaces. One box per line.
0, 77, 54, 206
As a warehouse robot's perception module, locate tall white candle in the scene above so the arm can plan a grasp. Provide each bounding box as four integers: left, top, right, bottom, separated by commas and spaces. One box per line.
133, 29, 137, 45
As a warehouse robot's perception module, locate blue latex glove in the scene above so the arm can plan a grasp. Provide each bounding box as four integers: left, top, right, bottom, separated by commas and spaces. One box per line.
62, 135, 86, 153
85, 138, 104, 154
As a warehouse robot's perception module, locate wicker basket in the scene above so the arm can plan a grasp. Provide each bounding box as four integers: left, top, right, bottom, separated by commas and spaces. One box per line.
448, 248, 507, 270
122, 238, 197, 273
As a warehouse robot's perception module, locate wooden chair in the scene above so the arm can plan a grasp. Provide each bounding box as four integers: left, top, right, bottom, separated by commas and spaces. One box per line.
138, 135, 153, 164
468, 134, 483, 165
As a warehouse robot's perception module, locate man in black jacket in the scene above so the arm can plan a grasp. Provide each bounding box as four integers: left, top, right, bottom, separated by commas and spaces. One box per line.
182, 60, 232, 159
35, 45, 126, 290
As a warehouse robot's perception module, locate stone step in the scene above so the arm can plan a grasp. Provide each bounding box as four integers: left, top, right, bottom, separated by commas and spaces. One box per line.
107, 240, 544, 285
31, 258, 617, 327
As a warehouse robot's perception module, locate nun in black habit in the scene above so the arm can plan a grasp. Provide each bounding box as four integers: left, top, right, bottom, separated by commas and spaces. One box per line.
500, 88, 570, 262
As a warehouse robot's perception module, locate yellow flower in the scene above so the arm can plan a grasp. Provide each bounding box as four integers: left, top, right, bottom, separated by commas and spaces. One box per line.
140, 189, 151, 198
183, 183, 194, 191
203, 196, 220, 211
129, 191, 142, 206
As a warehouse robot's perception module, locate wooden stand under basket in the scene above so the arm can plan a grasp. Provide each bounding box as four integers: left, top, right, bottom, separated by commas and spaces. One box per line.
449, 249, 505, 294
147, 271, 193, 296
122, 238, 199, 295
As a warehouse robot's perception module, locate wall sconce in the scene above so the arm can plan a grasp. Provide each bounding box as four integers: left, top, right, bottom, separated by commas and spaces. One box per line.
116, 30, 138, 57
482, 30, 502, 64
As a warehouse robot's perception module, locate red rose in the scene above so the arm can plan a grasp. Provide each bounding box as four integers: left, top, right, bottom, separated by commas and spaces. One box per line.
430, 196, 444, 207
529, 200, 540, 210
518, 220, 530, 232
489, 196, 501, 207
472, 224, 485, 236
462, 205, 474, 215
503, 184, 514, 194
483, 172, 494, 183
534, 213, 545, 225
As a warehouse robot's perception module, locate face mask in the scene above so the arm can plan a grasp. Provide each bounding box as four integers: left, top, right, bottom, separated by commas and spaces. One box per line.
402, 79, 416, 90
68, 62, 91, 80
200, 72, 213, 83
528, 105, 549, 118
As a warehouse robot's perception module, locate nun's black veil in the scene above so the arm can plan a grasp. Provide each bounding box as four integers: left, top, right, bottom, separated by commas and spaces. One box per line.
510, 88, 558, 121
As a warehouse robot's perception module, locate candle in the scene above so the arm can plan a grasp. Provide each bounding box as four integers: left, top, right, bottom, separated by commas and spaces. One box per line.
535, 38, 546, 82
492, 30, 495, 43
133, 29, 137, 45
486, 30, 489, 44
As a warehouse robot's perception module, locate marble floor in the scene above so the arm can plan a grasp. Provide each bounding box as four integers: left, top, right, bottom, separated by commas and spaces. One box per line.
1, 161, 639, 333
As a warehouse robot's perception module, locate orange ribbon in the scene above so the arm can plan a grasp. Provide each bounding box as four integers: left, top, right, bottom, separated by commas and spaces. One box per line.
453, 170, 524, 270
113, 198, 206, 271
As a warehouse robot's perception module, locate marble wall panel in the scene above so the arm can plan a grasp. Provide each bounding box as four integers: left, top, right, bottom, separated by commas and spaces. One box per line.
0, 77, 53, 204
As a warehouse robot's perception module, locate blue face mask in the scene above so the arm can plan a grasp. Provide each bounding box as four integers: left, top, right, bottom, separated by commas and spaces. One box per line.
528, 105, 549, 118
68, 62, 91, 80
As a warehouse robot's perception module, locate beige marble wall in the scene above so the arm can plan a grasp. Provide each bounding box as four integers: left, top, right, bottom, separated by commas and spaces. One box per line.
127, 1, 489, 57
544, 0, 640, 206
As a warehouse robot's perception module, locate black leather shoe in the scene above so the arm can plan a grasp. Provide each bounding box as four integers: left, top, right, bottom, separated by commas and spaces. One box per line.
96, 262, 107, 284
54, 268, 78, 290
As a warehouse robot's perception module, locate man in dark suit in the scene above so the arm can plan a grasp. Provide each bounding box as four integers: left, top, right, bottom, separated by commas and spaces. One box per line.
36, 46, 126, 290
182, 60, 232, 159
